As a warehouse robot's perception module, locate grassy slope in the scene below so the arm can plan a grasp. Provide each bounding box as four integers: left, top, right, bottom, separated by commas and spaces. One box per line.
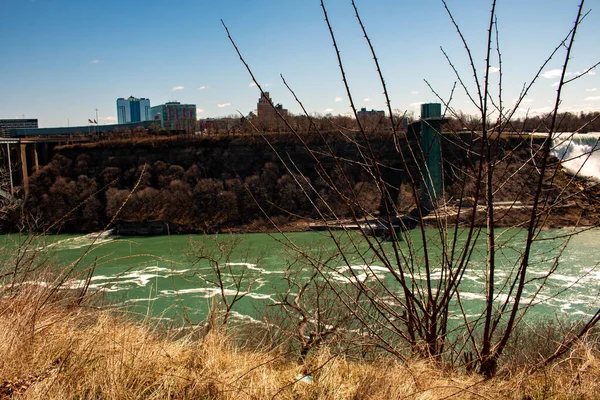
1, 289, 600, 399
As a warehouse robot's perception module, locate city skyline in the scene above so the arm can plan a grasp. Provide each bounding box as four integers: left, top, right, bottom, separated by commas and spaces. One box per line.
1, 0, 599, 128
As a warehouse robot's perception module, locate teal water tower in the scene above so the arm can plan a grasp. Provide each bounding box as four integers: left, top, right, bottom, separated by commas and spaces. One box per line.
420, 103, 443, 211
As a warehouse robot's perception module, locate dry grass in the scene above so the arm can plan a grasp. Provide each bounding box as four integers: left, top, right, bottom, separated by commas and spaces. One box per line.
1, 286, 600, 399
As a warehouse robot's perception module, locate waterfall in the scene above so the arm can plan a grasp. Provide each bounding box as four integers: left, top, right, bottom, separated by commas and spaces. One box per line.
552, 132, 600, 181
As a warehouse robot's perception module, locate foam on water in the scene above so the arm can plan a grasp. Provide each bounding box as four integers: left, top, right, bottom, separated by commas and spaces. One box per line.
157, 287, 273, 300
547, 273, 584, 287
124, 297, 159, 304
224, 262, 284, 275
41, 230, 114, 251
159, 287, 238, 298
117, 273, 159, 287
351, 265, 389, 273
332, 265, 387, 283
245, 293, 274, 300
61, 264, 175, 293
458, 292, 486, 301
552, 132, 600, 180
228, 310, 264, 325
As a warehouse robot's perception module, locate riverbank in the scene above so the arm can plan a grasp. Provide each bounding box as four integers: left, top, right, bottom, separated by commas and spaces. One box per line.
219, 197, 599, 236
1, 288, 599, 399
110, 196, 600, 237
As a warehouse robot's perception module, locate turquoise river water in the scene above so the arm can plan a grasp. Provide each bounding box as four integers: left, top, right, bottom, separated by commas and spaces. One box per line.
2, 229, 600, 325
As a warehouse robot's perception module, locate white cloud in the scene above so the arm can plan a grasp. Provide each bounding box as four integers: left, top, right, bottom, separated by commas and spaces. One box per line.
575, 70, 597, 77
542, 69, 563, 79
218, 103, 231, 108
172, 86, 184, 91
410, 90, 419, 95
551, 81, 560, 87
101, 116, 116, 122
410, 101, 425, 108
561, 104, 600, 113
324, 108, 333, 113
489, 66, 500, 73
198, 86, 208, 90
364, 97, 372, 102
248, 82, 271, 88
524, 102, 599, 115
196, 108, 205, 114
334, 96, 343, 102
516, 106, 552, 116
542, 69, 575, 79
585, 96, 600, 101
586, 88, 598, 92
541, 68, 595, 82
89, 59, 100, 64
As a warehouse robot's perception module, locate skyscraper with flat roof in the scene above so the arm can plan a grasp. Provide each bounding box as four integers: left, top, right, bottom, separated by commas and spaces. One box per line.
150, 102, 197, 130
116, 96, 151, 124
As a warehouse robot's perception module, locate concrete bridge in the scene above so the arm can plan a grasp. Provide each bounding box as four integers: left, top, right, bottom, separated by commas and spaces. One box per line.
0, 135, 93, 198
0, 120, 157, 199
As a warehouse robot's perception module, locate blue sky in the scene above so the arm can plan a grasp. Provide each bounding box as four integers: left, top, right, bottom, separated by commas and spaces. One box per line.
1, 0, 599, 127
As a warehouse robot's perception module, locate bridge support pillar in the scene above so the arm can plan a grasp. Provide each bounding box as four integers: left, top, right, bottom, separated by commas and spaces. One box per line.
33, 143, 40, 172
19, 143, 29, 196
5, 143, 14, 194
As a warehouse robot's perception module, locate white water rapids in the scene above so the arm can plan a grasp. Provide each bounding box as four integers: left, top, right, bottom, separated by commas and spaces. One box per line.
552, 132, 600, 180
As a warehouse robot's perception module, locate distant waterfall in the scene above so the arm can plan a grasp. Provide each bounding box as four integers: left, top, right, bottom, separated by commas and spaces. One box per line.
552, 132, 600, 181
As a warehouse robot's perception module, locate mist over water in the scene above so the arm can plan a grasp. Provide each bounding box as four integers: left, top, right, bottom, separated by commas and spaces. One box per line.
552, 132, 600, 180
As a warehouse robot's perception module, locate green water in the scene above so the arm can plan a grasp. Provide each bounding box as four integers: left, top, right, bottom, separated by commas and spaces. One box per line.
2, 229, 599, 325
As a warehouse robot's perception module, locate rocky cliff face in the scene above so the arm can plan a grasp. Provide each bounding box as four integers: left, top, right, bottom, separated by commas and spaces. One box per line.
8, 132, 595, 233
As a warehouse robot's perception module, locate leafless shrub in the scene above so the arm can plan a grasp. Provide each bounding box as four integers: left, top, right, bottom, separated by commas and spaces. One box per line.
186, 234, 264, 327
223, 0, 600, 377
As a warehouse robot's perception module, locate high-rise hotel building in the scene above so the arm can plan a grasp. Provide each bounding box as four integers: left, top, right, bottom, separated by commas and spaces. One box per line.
150, 102, 197, 130
116, 96, 151, 124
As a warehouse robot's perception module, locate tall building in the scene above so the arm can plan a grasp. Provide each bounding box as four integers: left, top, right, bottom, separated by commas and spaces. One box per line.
116, 96, 151, 124
257, 92, 288, 120
357, 108, 385, 119
0, 119, 38, 137
150, 102, 197, 130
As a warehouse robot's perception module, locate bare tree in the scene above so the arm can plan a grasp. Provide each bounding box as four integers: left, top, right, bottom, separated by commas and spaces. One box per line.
187, 235, 263, 327
222, 0, 600, 377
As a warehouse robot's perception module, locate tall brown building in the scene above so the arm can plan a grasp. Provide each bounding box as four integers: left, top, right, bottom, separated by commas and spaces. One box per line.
257, 92, 288, 120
